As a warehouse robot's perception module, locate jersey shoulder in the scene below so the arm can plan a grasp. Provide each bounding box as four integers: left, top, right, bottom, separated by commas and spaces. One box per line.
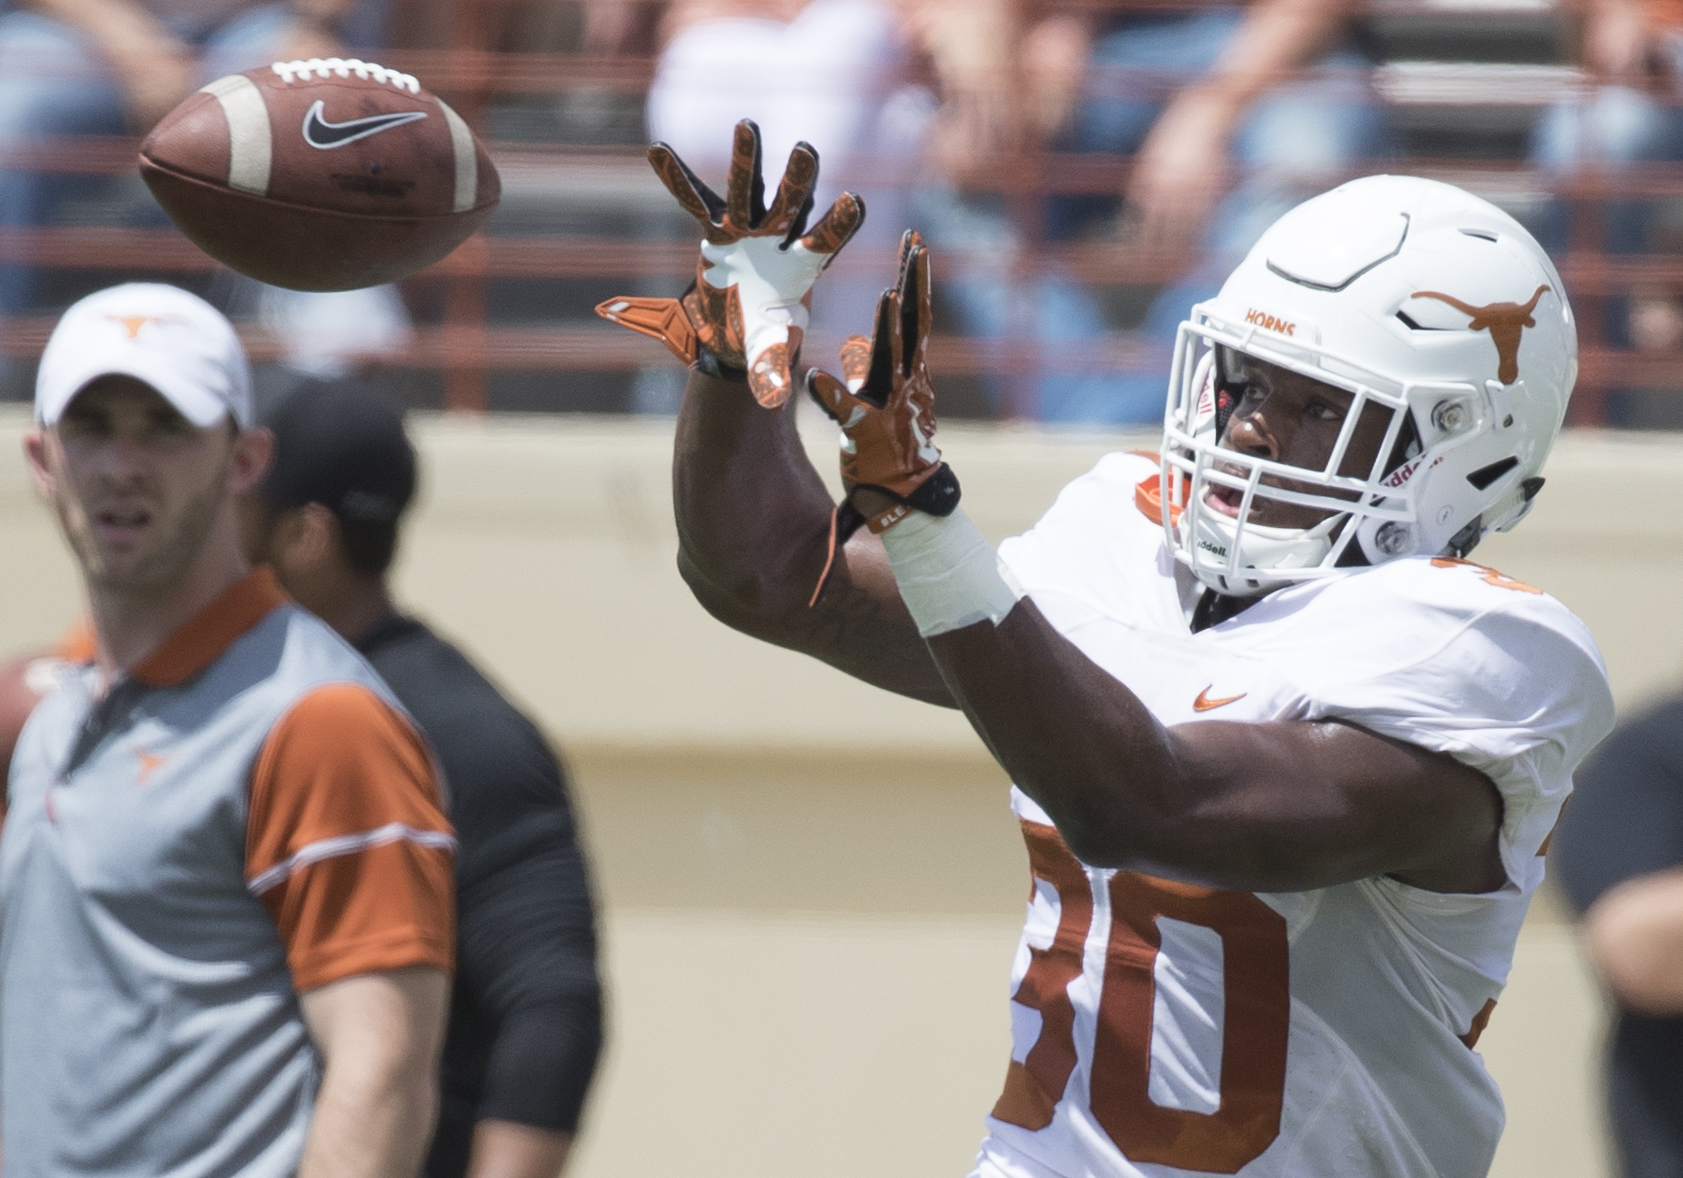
1000, 450, 1181, 626
1253, 556, 1614, 872
1249, 553, 1605, 684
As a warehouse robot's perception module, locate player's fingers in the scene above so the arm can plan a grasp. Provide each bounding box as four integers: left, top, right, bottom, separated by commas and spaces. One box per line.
893, 228, 918, 289
839, 333, 872, 388
898, 242, 929, 377
647, 143, 722, 227
859, 288, 898, 410
726, 119, 766, 230
906, 240, 932, 372
765, 142, 820, 239
805, 367, 855, 424
801, 192, 866, 261
748, 340, 797, 410
594, 295, 698, 366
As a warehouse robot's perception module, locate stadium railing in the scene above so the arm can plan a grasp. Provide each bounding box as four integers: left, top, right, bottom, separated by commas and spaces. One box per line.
0, 0, 1673, 426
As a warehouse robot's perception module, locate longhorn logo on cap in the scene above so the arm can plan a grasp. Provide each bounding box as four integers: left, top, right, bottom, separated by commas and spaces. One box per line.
1408, 286, 1551, 385
107, 314, 183, 340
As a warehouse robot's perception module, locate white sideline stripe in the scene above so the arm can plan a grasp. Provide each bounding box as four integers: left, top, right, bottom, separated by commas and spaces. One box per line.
200, 74, 271, 196
436, 98, 476, 213
248, 823, 457, 895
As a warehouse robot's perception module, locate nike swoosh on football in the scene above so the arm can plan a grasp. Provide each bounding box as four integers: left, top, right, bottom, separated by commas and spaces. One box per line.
1193, 686, 1247, 712
301, 100, 428, 149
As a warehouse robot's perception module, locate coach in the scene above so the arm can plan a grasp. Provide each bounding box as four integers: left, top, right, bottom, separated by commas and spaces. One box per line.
4, 283, 456, 1177
240, 383, 604, 1178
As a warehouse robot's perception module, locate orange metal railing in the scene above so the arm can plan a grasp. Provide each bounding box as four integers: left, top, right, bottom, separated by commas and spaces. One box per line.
1, 0, 1677, 424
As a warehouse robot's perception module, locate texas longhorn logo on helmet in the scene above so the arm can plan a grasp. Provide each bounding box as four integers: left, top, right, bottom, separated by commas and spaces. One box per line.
1409, 285, 1552, 385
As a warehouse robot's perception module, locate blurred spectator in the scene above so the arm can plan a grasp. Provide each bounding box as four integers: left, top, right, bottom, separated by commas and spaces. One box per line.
990, 0, 1390, 421
0, 0, 410, 382
241, 381, 604, 1178
1531, 0, 1683, 353
597, 0, 1388, 422
1554, 698, 1683, 1178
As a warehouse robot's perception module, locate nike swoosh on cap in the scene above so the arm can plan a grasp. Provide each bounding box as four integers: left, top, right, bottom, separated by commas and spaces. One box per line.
1193, 686, 1247, 712
301, 100, 428, 149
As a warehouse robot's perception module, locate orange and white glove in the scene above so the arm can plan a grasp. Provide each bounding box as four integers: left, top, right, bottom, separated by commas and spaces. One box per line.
595, 119, 865, 409
806, 231, 960, 538
807, 232, 1022, 632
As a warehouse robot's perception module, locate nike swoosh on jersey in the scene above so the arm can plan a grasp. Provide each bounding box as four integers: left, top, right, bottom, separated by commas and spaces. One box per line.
1193, 686, 1247, 712
301, 101, 428, 149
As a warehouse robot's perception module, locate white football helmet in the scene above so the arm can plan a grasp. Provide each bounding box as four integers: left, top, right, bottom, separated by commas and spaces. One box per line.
1160, 174, 1576, 596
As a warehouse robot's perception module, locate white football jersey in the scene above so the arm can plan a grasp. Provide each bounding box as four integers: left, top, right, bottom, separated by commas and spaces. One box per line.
973, 452, 1615, 1178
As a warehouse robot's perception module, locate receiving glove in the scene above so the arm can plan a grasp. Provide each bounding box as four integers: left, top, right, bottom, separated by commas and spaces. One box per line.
595, 119, 866, 409
804, 230, 960, 601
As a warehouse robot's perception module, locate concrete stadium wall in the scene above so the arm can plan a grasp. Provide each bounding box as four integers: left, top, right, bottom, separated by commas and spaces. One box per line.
0, 407, 1655, 1177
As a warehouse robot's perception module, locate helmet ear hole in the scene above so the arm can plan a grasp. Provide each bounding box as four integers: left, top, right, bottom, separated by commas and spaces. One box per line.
1467, 456, 1519, 490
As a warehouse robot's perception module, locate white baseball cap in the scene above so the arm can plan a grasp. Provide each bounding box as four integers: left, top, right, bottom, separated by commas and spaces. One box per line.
35, 283, 252, 428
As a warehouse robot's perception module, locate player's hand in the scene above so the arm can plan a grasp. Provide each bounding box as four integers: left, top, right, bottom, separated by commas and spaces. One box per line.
806, 231, 960, 534
595, 119, 866, 409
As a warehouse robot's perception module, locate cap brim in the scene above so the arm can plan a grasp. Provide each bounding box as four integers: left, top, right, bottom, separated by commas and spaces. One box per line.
40, 357, 232, 429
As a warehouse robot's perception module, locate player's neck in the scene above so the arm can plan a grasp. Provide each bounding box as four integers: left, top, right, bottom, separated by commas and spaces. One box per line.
1191, 590, 1260, 633
87, 523, 253, 678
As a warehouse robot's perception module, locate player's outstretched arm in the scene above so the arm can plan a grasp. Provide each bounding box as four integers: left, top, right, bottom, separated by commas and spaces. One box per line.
596, 124, 953, 704
928, 606, 1505, 894
826, 237, 1504, 895
673, 364, 955, 706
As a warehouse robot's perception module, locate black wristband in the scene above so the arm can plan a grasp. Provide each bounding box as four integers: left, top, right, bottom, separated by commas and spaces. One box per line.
905, 463, 961, 517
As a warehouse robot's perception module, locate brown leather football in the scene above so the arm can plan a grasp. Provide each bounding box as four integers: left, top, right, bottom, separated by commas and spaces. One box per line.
139, 57, 500, 291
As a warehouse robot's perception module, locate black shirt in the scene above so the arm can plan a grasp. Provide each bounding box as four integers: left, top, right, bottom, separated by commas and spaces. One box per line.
355, 616, 602, 1178
1555, 697, 1683, 1178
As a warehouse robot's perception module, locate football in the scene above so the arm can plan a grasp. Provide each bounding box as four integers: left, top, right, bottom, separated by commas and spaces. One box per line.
139, 57, 501, 291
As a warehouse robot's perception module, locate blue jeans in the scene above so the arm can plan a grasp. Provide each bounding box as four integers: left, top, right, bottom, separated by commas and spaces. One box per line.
1529, 84, 1683, 362
921, 9, 1390, 423
1530, 84, 1683, 256
0, 3, 295, 316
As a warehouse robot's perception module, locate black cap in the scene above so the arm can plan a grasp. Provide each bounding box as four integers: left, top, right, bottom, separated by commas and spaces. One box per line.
260, 382, 415, 527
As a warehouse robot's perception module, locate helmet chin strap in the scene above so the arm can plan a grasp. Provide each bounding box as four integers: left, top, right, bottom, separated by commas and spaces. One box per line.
1185, 507, 1347, 597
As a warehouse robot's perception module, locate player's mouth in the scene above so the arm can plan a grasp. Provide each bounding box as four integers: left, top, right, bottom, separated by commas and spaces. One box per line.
1204, 482, 1252, 520
1204, 465, 1265, 522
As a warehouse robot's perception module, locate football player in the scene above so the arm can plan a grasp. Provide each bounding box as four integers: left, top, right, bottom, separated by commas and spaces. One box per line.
598, 122, 1616, 1177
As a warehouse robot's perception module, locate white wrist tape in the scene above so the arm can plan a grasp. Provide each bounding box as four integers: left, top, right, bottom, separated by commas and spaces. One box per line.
879, 508, 1025, 638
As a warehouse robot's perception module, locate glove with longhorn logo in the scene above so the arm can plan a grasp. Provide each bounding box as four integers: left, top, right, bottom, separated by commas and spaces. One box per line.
594, 120, 865, 408
804, 231, 960, 600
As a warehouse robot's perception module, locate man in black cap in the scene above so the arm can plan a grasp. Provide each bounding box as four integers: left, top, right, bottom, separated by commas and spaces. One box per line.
239, 383, 603, 1178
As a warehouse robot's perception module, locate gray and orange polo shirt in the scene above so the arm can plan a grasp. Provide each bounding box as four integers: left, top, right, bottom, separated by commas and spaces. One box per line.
0, 569, 455, 1177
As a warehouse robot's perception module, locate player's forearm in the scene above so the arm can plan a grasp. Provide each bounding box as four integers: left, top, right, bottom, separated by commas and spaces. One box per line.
927, 601, 1502, 892
672, 370, 836, 630
672, 372, 954, 703
928, 602, 1203, 873
1584, 867, 1683, 1015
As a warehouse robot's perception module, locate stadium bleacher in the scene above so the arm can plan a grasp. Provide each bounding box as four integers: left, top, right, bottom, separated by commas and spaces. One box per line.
0, 0, 1676, 424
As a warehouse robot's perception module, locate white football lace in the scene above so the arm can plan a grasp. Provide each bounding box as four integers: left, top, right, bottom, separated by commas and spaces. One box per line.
270, 57, 421, 94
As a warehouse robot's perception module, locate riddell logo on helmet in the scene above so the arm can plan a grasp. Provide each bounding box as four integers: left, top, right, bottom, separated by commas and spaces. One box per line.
1383, 456, 1424, 489
1244, 308, 1296, 337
